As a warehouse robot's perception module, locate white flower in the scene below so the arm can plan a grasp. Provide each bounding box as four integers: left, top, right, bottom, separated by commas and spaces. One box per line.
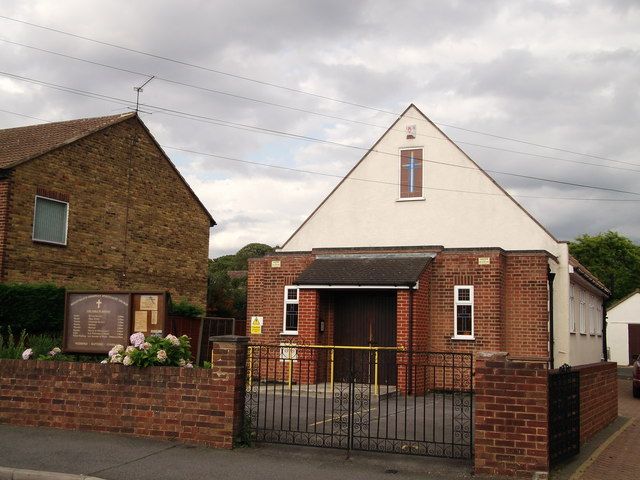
108, 344, 125, 357
179, 359, 186, 367
157, 350, 167, 362
100, 359, 108, 364
165, 334, 180, 346
129, 332, 145, 347
21, 348, 33, 360
110, 354, 123, 364
125, 346, 136, 355
48, 346, 62, 357
140, 342, 151, 351
185, 362, 193, 368
123, 355, 133, 366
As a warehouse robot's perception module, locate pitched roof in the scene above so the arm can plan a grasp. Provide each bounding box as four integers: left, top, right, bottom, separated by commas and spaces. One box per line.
569, 255, 611, 296
0, 112, 216, 226
294, 253, 434, 287
0, 113, 135, 169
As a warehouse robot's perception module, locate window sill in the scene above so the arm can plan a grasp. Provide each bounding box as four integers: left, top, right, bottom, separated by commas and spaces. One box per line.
32, 239, 67, 247
280, 331, 298, 336
451, 336, 475, 341
396, 197, 425, 202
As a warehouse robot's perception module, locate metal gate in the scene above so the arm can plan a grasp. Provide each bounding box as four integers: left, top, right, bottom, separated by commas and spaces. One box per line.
548, 365, 580, 467
245, 345, 473, 459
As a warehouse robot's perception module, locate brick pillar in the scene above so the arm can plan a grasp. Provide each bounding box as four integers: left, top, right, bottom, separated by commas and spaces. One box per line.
210, 335, 249, 448
474, 352, 549, 478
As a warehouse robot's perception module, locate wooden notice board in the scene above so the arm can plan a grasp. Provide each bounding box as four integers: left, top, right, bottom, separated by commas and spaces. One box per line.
63, 292, 131, 354
63, 291, 169, 354
131, 292, 168, 337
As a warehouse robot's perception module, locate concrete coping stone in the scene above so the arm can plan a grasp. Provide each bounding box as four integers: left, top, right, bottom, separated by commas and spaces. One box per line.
0, 466, 105, 480
209, 335, 250, 343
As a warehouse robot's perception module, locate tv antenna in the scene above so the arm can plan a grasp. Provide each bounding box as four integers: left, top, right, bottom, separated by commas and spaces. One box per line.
134, 76, 155, 112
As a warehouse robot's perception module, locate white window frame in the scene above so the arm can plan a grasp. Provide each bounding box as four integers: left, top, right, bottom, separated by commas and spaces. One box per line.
397, 147, 425, 201
579, 289, 586, 335
596, 303, 603, 336
32, 195, 69, 246
453, 285, 474, 340
569, 284, 576, 333
282, 286, 299, 335
588, 296, 596, 335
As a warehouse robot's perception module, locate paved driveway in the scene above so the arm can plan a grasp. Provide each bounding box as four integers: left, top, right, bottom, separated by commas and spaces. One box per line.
577, 375, 639, 479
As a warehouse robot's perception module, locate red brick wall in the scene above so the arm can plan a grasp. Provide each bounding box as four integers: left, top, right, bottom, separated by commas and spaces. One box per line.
246, 253, 314, 344
3, 118, 211, 308
428, 250, 506, 353
504, 254, 550, 357
474, 352, 549, 477
248, 248, 551, 364
0, 338, 247, 448
574, 362, 617, 443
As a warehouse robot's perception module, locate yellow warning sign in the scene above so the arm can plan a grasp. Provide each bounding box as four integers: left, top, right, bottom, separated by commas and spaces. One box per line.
250, 316, 263, 335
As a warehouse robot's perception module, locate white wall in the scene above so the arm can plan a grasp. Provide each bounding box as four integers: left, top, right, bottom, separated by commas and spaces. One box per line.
567, 279, 606, 365
280, 105, 562, 256
607, 292, 640, 365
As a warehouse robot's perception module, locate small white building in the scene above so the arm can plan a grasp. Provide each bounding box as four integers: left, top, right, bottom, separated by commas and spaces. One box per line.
607, 290, 640, 365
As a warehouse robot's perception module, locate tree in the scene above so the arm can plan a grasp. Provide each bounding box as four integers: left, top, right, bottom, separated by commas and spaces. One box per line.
206, 243, 274, 318
569, 231, 640, 304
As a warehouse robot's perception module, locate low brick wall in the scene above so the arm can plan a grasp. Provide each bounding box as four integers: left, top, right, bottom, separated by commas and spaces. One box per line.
474, 352, 549, 478
0, 336, 247, 448
574, 362, 617, 443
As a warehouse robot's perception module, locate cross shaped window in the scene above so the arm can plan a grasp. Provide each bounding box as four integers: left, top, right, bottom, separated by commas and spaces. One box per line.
400, 149, 423, 199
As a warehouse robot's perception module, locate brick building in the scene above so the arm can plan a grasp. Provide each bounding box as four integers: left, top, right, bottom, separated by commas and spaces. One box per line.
247, 104, 609, 371
0, 113, 214, 308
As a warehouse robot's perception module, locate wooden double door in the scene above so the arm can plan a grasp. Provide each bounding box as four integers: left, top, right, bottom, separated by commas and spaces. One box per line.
332, 290, 397, 384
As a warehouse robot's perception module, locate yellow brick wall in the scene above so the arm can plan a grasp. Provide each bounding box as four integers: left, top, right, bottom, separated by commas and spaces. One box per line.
2, 117, 211, 309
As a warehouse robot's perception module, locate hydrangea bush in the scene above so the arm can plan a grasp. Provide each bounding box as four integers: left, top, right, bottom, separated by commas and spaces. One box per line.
103, 333, 193, 368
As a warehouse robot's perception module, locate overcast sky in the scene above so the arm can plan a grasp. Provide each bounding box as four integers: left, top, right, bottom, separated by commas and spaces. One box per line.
1, 1, 638, 257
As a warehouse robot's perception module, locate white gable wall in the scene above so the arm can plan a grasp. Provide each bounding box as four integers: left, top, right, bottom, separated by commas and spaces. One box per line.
281, 105, 561, 255
607, 292, 640, 365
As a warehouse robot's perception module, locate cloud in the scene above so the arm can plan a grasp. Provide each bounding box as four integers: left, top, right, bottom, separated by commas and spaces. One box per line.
0, 0, 638, 256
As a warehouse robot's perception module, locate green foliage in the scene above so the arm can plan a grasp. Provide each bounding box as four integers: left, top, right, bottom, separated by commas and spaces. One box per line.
207, 243, 274, 318
105, 333, 192, 367
170, 298, 204, 317
569, 231, 640, 303
0, 283, 65, 336
0, 327, 27, 359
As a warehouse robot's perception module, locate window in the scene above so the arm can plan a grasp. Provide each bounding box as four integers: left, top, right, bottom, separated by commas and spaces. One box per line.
283, 286, 299, 334
453, 286, 474, 339
579, 289, 586, 334
596, 303, 603, 336
399, 148, 423, 199
32, 195, 68, 245
589, 297, 596, 335
569, 285, 576, 333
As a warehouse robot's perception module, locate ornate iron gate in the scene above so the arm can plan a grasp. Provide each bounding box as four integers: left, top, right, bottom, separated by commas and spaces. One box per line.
245, 345, 473, 459
548, 365, 580, 466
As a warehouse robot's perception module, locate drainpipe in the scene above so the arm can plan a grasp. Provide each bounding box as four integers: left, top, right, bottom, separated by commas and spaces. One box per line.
602, 299, 608, 362
408, 283, 415, 395
548, 269, 556, 370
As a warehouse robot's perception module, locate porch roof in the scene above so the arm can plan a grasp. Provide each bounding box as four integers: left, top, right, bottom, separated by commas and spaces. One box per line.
294, 253, 434, 287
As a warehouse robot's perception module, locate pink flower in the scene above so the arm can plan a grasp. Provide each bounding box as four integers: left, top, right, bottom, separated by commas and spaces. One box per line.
129, 332, 145, 347
21, 348, 33, 360
108, 344, 124, 357
165, 334, 180, 346
185, 362, 193, 368
157, 350, 167, 362
140, 342, 151, 351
